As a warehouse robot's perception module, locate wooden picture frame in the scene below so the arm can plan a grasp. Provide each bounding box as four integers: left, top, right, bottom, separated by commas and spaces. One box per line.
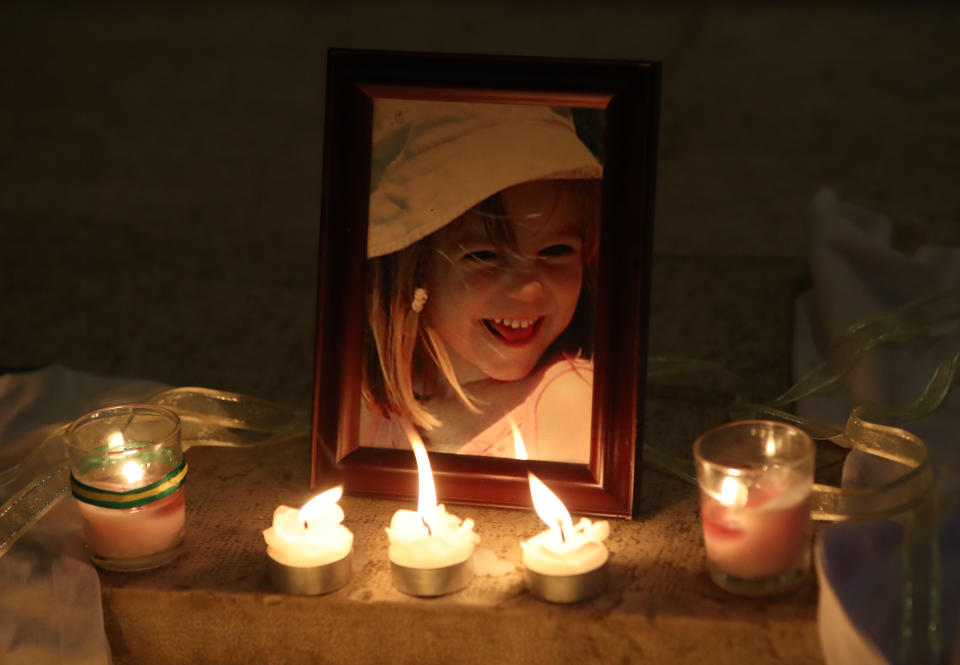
311, 48, 659, 517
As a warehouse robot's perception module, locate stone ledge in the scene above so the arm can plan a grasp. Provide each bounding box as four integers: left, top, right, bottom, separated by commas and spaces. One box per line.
98, 439, 822, 664
103, 587, 820, 665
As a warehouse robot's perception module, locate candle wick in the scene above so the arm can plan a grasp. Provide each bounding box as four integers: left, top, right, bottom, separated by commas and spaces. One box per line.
421, 515, 432, 536
557, 519, 566, 544
303, 520, 309, 530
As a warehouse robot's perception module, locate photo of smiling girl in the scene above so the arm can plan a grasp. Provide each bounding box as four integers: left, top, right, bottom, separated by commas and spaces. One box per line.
360, 98, 602, 463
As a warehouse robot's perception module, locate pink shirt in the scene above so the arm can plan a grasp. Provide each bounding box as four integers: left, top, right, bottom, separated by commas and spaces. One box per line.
360, 357, 592, 463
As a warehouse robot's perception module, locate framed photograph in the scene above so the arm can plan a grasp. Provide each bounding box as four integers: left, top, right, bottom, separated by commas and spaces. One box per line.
311, 49, 659, 516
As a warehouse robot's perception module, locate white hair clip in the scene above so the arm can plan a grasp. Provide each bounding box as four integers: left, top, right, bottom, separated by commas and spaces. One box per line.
411, 288, 428, 313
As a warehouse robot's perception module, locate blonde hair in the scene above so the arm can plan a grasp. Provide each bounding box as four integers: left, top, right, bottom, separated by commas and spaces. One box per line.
362, 178, 601, 431
363, 241, 478, 430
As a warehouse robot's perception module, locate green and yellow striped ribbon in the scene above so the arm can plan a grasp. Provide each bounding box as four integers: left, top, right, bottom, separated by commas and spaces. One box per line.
70, 458, 187, 509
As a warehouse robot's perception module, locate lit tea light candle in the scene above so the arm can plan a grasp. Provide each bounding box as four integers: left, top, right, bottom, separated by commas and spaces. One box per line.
386, 427, 479, 596
694, 420, 814, 595
514, 426, 609, 603
521, 474, 610, 575
263, 486, 354, 595
264, 486, 353, 567
67, 405, 187, 572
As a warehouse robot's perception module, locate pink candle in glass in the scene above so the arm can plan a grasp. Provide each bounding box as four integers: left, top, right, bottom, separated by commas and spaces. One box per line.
700, 475, 810, 580
694, 420, 815, 594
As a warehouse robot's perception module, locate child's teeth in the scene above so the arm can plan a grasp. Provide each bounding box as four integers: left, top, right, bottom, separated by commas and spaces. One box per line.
495, 318, 535, 329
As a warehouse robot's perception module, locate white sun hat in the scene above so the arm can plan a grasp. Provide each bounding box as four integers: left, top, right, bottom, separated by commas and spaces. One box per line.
367, 98, 603, 258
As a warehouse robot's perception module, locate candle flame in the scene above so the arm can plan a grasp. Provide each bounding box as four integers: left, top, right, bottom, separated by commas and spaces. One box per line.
121, 460, 144, 484
511, 421, 528, 460
403, 424, 437, 529
764, 435, 777, 458
108, 432, 125, 450
298, 486, 343, 526
528, 472, 573, 542
719, 475, 748, 508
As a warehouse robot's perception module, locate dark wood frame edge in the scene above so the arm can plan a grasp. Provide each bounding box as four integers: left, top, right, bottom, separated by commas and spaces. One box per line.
311, 48, 660, 518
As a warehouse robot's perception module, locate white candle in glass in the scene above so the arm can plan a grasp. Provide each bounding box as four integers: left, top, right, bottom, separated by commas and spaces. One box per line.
76, 458, 186, 560
75, 433, 186, 561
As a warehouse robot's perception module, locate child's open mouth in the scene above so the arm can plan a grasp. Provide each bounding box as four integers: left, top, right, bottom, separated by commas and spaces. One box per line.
482, 316, 542, 346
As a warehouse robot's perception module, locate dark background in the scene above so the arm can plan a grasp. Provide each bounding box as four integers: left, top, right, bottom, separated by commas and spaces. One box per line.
2, 2, 958, 409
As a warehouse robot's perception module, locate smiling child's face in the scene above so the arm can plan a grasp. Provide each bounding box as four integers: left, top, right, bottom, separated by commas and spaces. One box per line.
424, 180, 585, 385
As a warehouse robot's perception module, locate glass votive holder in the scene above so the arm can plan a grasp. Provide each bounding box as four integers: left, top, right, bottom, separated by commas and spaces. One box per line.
66, 404, 187, 571
693, 419, 814, 595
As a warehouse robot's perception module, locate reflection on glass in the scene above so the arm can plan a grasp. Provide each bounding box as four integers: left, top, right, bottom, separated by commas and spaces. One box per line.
359, 98, 603, 463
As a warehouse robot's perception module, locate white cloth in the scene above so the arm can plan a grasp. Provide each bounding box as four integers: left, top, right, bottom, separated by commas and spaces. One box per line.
0, 500, 112, 665
794, 189, 960, 665
0, 365, 167, 665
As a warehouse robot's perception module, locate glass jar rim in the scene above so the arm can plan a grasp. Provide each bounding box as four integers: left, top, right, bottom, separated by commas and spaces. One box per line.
693, 418, 814, 474
65, 403, 181, 455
